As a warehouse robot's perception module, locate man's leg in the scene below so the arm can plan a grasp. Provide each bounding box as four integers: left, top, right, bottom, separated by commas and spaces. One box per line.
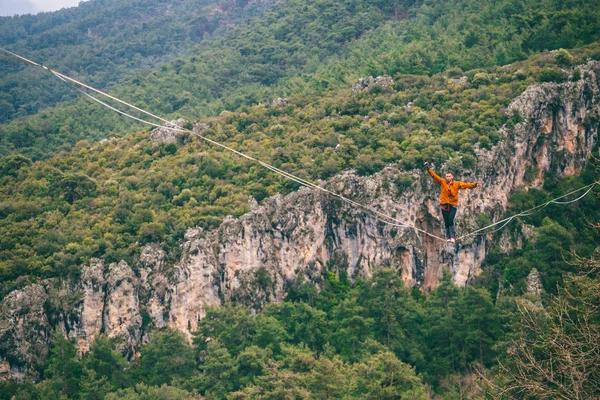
448, 206, 457, 239
441, 207, 451, 239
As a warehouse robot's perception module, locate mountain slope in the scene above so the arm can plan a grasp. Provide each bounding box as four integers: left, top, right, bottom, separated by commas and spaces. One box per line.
1, 50, 597, 297
3, 0, 600, 160
1, 0, 600, 396
1, 59, 598, 388
0, 0, 403, 159
0, 0, 276, 123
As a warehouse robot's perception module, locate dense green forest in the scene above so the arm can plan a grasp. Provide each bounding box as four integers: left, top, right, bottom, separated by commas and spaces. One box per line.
2, 259, 599, 399
1, 0, 600, 398
3, 269, 498, 399
2, 0, 600, 159
0, 0, 276, 123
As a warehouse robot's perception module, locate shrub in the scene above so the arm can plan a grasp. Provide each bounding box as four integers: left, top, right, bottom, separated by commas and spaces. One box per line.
513, 69, 527, 80
354, 153, 384, 176
537, 67, 567, 83
554, 49, 574, 66
164, 144, 178, 155
523, 164, 538, 182
446, 67, 464, 78
445, 157, 463, 174
472, 73, 491, 87
394, 175, 414, 193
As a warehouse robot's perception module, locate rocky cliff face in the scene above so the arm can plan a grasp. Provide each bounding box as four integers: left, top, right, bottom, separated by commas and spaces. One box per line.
1, 61, 599, 380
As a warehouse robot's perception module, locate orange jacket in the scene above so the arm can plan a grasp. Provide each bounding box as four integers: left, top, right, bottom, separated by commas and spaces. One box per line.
427, 168, 477, 206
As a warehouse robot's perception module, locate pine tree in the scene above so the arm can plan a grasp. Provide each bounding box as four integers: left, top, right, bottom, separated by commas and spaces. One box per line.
137, 329, 195, 387
44, 330, 83, 398
79, 369, 113, 400
83, 336, 129, 389
352, 351, 428, 400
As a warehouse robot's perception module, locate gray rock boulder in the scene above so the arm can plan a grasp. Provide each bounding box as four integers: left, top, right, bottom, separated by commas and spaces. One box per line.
149, 118, 188, 144
352, 76, 395, 94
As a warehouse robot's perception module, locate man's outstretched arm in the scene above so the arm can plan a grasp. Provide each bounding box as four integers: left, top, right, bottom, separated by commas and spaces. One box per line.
458, 181, 481, 189
424, 162, 444, 185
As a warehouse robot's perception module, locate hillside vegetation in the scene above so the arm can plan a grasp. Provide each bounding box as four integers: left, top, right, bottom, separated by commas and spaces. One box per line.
0, 0, 276, 123
2, 0, 600, 159
2, 47, 599, 298
0, 0, 599, 399
0, 0, 401, 158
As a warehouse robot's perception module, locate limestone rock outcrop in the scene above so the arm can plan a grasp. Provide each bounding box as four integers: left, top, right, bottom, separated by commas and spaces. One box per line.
149, 118, 188, 144
0, 284, 50, 381
150, 119, 209, 144
352, 76, 395, 94
526, 268, 544, 300
271, 97, 288, 108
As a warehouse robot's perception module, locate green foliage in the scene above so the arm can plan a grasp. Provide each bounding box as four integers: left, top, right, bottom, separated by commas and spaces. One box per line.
3, 0, 600, 160
554, 48, 574, 66
195, 340, 238, 397
1, 0, 598, 297
1, 0, 398, 159
1, 149, 595, 400
135, 329, 195, 387
8, 253, 600, 398
2, 46, 573, 296
358, 269, 424, 367
44, 330, 83, 398
1, 0, 599, 398
53, 172, 97, 204
83, 336, 129, 390
0, 380, 19, 400
105, 383, 197, 400
488, 255, 600, 399
537, 66, 568, 82
483, 174, 599, 296
472, 73, 491, 87
187, 267, 506, 395
353, 351, 428, 400
79, 369, 114, 400
0, 154, 32, 176
0, 0, 274, 124
523, 164, 538, 183
194, 304, 288, 358
328, 298, 374, 362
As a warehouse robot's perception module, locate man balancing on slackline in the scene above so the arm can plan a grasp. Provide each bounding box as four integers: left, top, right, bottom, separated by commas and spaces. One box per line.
424, 161, 481, 243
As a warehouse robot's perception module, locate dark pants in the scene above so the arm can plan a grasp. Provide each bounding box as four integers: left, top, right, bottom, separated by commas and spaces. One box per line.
441, 204, 457, 239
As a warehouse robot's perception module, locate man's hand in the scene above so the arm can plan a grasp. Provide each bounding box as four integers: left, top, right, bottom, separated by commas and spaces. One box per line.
476, 182, 482, 189
424, 161, 429, 167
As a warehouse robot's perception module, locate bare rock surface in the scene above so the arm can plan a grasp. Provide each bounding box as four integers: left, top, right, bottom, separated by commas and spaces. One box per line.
352, 76, 395, 94
0, 284, 50, 381
271, 97, 288, 108
526, 268, 544, 300
149, 118, 188, 144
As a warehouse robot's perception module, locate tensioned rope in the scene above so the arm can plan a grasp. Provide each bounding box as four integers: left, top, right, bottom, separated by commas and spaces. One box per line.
0, 48, 448, 241
1, 48, 598, 243
457, 182, 598, 240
